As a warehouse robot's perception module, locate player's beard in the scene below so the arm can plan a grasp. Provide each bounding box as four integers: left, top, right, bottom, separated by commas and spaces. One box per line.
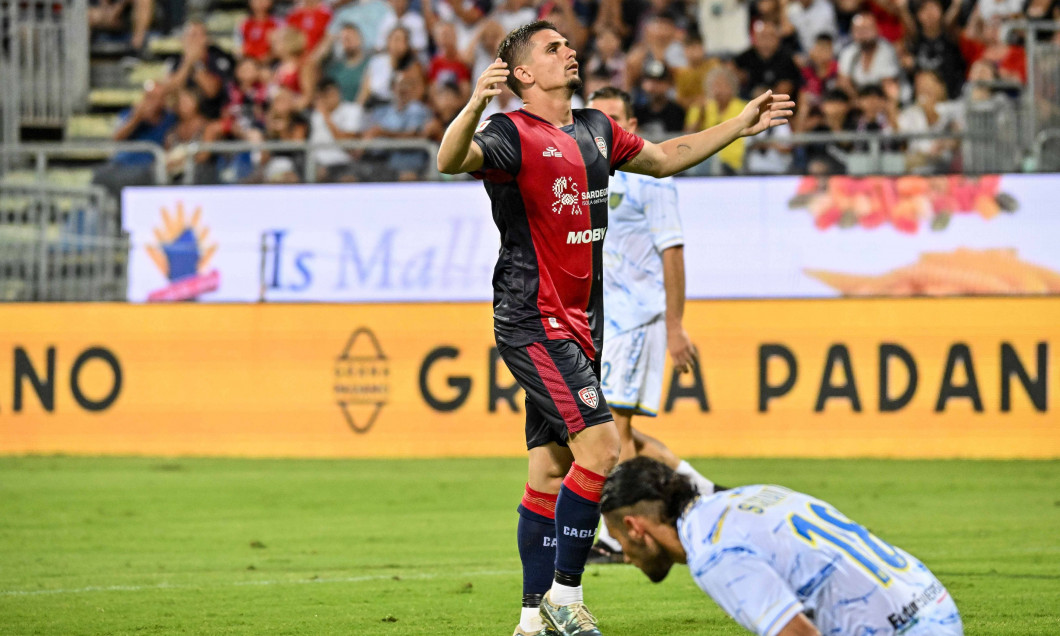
565, 74, 583, 97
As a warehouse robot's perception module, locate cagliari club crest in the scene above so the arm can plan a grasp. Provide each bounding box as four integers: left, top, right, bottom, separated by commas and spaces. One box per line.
594, 136, 607, 159
578, 386, 599, 409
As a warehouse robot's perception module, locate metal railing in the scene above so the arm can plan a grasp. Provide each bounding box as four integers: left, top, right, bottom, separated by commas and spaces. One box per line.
1009, 20, 1060, 147
0, 139, 442, 185
1032, 128, 1060, 172
738, 130, 968, 175
0, 141, 169, 184
0, 54, 17, 155
0, 0, 89, 134
0, 183, 127, 301
177, 138, 443, 184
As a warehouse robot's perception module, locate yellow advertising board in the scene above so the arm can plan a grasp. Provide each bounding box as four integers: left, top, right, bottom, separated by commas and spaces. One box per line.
0, 299, 1056, 458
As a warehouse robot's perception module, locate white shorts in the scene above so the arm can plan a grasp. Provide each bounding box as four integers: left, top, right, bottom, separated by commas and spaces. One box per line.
600, 317, 666, 416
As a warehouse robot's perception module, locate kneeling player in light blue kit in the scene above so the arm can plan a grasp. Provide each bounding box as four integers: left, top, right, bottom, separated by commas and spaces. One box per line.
600, 458, 963, 636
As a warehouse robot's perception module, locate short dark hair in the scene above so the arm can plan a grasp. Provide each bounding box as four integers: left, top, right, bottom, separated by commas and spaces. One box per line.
600, 457, 700, 524
497, 20, 559, 97
822, 88, 849, 103
814, 33, 834, 45
587, 86, 633, 119
317, 77, 339, 93
857, 83, 886, 98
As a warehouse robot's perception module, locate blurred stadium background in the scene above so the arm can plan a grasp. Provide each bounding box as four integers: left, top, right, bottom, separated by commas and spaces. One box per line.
1, 0, 1058, 633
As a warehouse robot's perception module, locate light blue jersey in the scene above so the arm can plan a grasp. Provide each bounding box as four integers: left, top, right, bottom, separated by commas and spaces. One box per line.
602, 171, 682, 340
678, 486, 963, 636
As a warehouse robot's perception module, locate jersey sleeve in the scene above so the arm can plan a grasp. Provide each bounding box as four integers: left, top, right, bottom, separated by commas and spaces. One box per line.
471, 114, 520, 181
607, 114, 645, 172
643, 178, 683, 251
689, 545, 806, 636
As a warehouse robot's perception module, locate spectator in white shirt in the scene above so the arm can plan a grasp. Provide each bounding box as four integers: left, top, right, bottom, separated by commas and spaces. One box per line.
376, 0, 429, 53
698, 0, 751, 57
786, 0, 838, 53
489, 0, 537, 34
309, 77, 366, 181
976, 0, 1024, 22
898, 69, 963, 173
837, 12, 901, 99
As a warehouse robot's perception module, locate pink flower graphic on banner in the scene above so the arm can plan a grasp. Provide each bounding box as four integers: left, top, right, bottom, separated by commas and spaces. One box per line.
789, 175, 1018, 233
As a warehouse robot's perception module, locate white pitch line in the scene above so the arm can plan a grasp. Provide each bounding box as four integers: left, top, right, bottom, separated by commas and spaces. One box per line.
0, 568, 521, 597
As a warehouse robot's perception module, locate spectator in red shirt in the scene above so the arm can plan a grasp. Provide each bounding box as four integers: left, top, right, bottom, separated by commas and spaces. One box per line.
427, 21, 471, 100
239, 0, 281, 61
960, 14, 1026, 84
286, 0, 332, 52
224, 57, 271, 135
799, 33, 840, 110
270, 25, 318, 109
835, 0, 905, 42
866, 0, 905, 42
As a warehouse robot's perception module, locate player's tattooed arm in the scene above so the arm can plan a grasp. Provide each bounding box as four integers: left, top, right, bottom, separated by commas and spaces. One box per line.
620, 91, 793, 178
437, 58, 509, 174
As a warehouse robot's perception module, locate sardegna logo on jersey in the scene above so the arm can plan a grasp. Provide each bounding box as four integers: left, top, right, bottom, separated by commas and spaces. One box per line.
552, 177, 582, 215
145, 201, 221, 301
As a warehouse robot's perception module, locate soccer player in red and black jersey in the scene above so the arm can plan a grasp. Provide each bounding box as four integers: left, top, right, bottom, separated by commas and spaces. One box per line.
437, 21, 793, 636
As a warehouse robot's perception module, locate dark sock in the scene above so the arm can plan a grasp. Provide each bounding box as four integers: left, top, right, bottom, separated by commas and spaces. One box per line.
553, 462, 606, 586
518, 485, 557, 606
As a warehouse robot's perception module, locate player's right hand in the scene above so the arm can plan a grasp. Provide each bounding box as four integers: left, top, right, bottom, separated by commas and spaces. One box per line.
668, 325, 698, 374
471, 58, 509, 111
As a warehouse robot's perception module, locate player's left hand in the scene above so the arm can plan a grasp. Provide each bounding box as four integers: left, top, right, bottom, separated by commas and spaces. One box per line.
738, 90, 795, 137
668, 325, 698, 374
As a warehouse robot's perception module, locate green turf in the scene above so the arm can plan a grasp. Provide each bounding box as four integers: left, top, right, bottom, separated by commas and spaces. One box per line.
0, 457, 1057, 635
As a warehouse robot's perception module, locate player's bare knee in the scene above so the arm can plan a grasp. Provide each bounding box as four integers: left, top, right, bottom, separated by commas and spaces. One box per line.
570, 422, 620, 475
528, 444, 573, 492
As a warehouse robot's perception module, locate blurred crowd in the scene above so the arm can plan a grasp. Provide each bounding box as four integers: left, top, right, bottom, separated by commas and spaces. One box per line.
90, 0, 1059, 188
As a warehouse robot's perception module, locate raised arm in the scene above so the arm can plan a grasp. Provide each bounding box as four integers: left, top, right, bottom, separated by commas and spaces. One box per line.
436, 58, 509, 174
621, 91, 794, 178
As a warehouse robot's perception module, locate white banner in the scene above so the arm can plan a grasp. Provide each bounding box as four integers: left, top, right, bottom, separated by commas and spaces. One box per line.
123, 182, 499, 302
123, 174, 1060, 302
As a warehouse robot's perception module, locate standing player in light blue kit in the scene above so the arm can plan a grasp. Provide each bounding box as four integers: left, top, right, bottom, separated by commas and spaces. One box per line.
585, 87, 720, 564
600, 457, 963, 636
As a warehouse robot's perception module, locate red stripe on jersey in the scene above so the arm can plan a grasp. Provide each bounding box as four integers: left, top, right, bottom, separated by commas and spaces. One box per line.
527, 342, 587, 434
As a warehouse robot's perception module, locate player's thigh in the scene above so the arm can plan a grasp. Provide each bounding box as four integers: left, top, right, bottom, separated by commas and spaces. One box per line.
498, 340, 613, 443
638, 318, 668, 414
600, 325, 650, 412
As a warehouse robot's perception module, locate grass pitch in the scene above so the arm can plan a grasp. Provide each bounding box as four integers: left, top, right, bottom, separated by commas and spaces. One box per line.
0, 457, 1057, 635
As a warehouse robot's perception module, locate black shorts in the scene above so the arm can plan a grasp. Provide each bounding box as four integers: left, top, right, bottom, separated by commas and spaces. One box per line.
498, 339, 613, 450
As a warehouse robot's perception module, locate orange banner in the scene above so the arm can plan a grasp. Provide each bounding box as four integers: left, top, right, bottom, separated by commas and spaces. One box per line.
0, 299, 1056, 458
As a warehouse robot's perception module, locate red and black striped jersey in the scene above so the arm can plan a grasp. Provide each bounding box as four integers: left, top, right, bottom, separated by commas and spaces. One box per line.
471, 108, 644, 361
